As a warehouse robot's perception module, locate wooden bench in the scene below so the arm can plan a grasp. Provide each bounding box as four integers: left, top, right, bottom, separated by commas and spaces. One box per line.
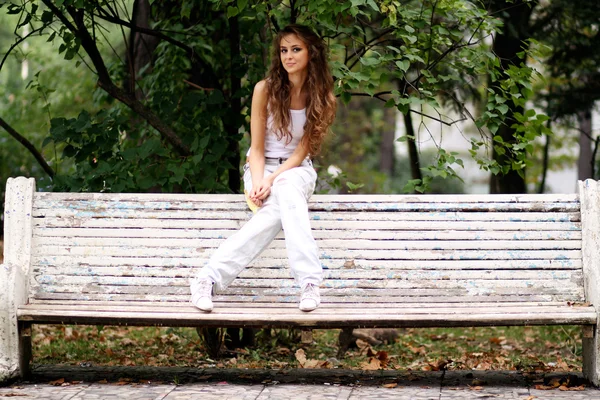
2, 176, 600, 385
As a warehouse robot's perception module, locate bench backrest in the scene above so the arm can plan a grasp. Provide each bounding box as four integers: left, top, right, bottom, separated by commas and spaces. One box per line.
28, 192, 584, 305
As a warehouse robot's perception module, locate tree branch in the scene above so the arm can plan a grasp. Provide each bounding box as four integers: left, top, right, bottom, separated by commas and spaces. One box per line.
0, 26, 45, 73
92, 8, 221, 86
346, 91, 466, 127
40, 0, 191, 156
0, 116, 55, 179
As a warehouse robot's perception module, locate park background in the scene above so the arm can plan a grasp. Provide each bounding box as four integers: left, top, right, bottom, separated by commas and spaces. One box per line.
0, 0, 599, 377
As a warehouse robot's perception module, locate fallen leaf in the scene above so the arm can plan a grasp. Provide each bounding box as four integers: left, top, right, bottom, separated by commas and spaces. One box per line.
547, 377, 562, 388
559, 384, 585, 391
382, 383, 397, 388
361, 357, 382, 370
295, 348, 330, 369
428, 359, 451, 371
408, 345, 426, 355
468, 386, 484, 390
534, 384, 555, 390
48, 378, 65, 386
295, 349, 307, 365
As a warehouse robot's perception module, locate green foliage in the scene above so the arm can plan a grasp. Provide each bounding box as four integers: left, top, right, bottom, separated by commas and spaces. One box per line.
1, 0, 556, 200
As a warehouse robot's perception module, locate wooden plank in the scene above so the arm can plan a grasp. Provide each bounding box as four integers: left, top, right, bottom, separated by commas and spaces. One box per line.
32, 216, 582, 231
30, 245, 582, 260
31, 265, 584, 281
32, 208, 582, 223
27, 292, 568, 303
30, 255, 583, 270
34, 192, 580, 203
16, 309, 597, 328
19, 303, 593, 316
33, 199, 582, 213
29, 282, 584, 300
31, 237, 583, 251
24, 300, 576, 308
30, 275, 586, 290
32, 227, 584, 241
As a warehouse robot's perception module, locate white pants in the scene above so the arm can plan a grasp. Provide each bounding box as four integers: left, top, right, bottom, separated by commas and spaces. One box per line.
195, 159, 322, 292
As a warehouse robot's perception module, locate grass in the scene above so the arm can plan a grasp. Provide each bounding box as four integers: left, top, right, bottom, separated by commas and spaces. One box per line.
32, 324, 582, 373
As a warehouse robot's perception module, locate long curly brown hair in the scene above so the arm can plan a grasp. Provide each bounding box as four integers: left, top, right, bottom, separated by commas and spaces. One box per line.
266, 24, 336, 156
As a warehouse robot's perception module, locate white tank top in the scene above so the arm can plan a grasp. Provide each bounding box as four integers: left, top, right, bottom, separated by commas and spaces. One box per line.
247, 108, 307, 159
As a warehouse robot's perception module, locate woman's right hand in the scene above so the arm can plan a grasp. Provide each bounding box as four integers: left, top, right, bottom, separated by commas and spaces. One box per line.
250, 178, 273, 206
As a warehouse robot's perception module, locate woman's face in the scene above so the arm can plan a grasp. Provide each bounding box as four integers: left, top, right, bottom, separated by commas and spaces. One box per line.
279, 34, 309, 75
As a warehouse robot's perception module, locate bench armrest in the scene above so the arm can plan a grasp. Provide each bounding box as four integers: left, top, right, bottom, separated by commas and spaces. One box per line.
0, 262, 28, 382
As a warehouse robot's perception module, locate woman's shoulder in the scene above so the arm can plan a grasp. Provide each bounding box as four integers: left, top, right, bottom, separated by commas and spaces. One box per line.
253, 79, 268, 95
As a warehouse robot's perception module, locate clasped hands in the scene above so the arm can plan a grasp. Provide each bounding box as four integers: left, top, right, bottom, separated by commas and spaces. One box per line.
248, 176, 274, 207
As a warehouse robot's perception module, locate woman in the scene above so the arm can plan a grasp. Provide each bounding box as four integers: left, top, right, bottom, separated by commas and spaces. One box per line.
190, 24, 336, 312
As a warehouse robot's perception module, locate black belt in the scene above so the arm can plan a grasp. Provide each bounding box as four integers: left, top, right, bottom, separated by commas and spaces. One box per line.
265, 157, 288, 164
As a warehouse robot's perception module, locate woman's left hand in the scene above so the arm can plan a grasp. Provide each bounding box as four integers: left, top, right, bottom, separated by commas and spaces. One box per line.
250, 177, 273, 202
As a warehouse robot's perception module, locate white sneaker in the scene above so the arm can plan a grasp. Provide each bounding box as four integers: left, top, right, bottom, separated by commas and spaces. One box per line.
299, 283, 320, 312
190, 277, 214, 312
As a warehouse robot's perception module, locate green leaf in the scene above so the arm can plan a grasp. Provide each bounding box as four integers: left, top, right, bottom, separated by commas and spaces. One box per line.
497, 104, 509, 115
360, 57, 380, 66
227, 6, 239, 18
197, 135, 211, 150
366, 0, 379, 11
7, 4, 22, 14
181, 2, 193, 19
237, 0, 249, 11
41, 10, 54, 23
341, 91, 352, 104
395, 60, 410, 72
207, 90, 225, 104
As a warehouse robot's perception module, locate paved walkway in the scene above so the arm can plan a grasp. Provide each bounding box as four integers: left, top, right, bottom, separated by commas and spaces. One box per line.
1, 366, 599, 399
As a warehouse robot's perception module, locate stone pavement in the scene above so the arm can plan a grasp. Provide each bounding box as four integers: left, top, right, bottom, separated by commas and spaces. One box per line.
1, 366, 599, 399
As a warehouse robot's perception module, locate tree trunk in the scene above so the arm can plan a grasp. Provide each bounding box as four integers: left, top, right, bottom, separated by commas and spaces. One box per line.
488, 0, 537, 194
225, 15, 241, 193
404, 109, 422, 185
578, 108, 593, 181
379, 108, 396, 176
125, 0, 160, 99
537, 130, 550, 194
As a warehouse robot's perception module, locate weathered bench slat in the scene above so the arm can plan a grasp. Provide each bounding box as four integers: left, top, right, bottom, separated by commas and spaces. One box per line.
32, 237, 583, 251
31, 245, 582, 260
19, 303, 593, 316
33, 216, 581, 231
34, 200, 582, 213
29, 284, 585, 303
33, 208, 582, 223
28, 275, 586, 290
25, 300, 577, 308
32, 227, 584, 241
17, 308, 597, 328
34, 192, 580, 202
32, 266, 583, 281
27, 292, 565, 303
31, 255, 582, 269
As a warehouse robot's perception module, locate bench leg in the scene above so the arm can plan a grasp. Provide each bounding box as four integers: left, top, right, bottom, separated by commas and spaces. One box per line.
18, 323, 32, 380
0, 263, 27, 384
583, 325, 600, 386
337, 328, 354, 359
